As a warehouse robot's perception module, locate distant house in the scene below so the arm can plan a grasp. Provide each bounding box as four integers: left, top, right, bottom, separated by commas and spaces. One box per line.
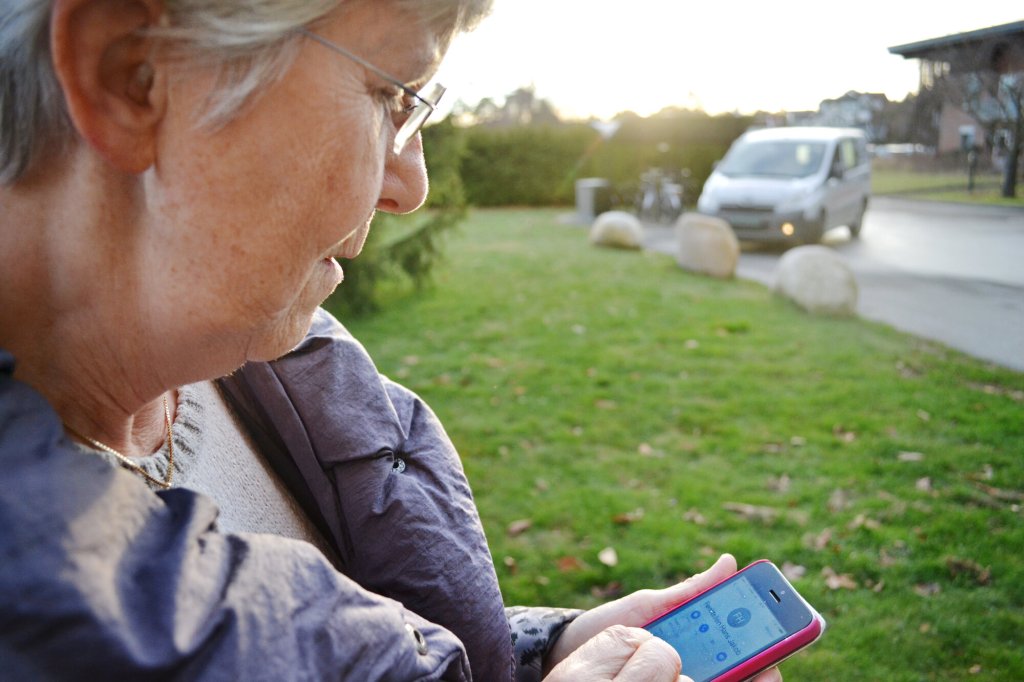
815, 91, 889, 141
753, 97, 887, 140
889, 20, 1024, 157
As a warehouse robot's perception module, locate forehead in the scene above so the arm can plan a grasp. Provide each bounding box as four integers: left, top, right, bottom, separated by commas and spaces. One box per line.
328, 0, 445, 79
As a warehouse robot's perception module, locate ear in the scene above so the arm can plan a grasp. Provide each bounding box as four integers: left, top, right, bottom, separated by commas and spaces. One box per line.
51, 0, 167, 174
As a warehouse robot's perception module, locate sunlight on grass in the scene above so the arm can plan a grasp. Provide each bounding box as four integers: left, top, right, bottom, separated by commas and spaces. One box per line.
330, 208, 1024, 682
872, 167, 1024, 207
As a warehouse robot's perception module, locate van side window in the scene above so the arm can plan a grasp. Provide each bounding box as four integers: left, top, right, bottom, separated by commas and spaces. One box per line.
839, 139, 858, 170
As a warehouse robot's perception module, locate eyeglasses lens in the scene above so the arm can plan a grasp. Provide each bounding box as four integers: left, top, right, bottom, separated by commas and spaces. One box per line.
393, 83, 447, 155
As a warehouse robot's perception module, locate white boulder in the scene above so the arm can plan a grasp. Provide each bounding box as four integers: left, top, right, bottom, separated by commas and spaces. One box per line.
674, 213, 739, 279
589, 211, 643, 250
775, 245, 858, 316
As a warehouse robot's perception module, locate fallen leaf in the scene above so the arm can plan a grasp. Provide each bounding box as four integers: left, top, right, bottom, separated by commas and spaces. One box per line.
969, 664, 982, 674
613, 508, 645, 525
822, 567, 858, 590
828, 489, 851, 513
895, 360, 921, 378
946, 557, 992, 585
832, 425, 857, 443
809, 528, 833, 551
898, 451, 925, 462
571, 324, 586, 335
723, 502, 778, 523
790, 436, 806, 447
557, 556, 584, 573
402, 355, 420, 366
916, 409, 931, 422
598, 547, 619, 567
684, 507, 708, 522
782, 562, 806, 581
848, 513, 882, 531
914, 582, 941, 597
595, 399, 618, 410
919, 623, 932, 634
699, 546, 717, 557
637, 443, 663, 458
507, 519, 532, 536
590, 581, 623, 599
972, 482, 1024, 503
767, 474, 792, 493
534, 478, 549, 492
916, 477, 933, 492
535, 575, 550, 586
684, 339, 700, 350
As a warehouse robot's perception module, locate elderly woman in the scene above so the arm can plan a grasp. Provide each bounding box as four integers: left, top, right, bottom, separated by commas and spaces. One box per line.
0, 1, 784, 680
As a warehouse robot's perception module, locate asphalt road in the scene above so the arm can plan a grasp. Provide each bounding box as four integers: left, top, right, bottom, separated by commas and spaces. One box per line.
642, 196, 1024, 373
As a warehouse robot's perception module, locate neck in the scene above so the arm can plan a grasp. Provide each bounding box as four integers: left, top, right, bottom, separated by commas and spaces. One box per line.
0, 154, 177, 456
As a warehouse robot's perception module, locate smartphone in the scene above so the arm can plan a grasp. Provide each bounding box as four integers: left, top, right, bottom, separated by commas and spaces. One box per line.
644, 560, 825, 682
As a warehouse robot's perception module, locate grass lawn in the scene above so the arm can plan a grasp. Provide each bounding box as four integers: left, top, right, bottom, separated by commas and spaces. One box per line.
872, 166, 1024, 208
327, 208, 1023, 681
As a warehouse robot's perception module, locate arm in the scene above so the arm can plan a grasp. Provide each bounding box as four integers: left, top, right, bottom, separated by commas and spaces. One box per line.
0, 371, 470, 681
506, 606, 583, 682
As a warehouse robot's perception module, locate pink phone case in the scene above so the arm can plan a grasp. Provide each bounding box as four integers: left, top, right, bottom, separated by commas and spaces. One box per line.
644, 560, 826, 682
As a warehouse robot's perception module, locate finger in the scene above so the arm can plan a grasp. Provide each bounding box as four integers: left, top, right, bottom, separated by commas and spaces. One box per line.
634, 554, 740, 622
549, 625, 655, 679
753, 666, 783, 682
613, 635, 681, 682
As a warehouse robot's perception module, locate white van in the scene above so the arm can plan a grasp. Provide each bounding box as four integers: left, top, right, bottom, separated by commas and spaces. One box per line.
696, 127, 871, 243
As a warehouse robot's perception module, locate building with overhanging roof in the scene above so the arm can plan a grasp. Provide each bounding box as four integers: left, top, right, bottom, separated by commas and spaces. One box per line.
889, 20, 1023, 195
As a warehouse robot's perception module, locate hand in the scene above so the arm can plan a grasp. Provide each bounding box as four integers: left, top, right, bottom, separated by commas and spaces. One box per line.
543, 624, 684, 682
544, 554, 782, 682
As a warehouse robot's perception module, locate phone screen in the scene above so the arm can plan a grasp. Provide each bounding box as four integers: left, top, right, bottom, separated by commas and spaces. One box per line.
646, 574, 788, 682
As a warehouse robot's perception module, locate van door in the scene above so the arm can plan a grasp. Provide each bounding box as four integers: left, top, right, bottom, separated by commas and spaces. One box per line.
824, 138, 864, 228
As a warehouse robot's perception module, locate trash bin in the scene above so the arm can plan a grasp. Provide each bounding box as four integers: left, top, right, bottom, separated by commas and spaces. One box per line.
575, 178, 611, 223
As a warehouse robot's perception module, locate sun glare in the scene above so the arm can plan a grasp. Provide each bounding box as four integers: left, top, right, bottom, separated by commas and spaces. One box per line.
435, 0, 1023, 121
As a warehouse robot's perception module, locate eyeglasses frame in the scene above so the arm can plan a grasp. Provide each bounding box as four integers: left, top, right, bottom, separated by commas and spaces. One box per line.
297, 28, 445, 155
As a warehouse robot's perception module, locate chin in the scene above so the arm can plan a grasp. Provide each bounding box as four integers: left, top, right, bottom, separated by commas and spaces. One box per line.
245, 306, 321, 363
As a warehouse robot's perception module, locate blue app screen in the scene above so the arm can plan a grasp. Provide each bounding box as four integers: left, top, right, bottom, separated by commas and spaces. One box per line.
646, 575, 787, 682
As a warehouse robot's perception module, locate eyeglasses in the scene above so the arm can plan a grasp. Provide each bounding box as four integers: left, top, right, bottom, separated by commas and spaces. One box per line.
298, 29, 446, 155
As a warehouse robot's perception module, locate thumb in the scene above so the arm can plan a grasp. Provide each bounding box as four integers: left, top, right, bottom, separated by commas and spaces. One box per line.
638, 554, 740, 623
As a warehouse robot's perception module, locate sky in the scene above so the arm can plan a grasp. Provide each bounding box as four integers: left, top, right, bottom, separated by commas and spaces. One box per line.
433, 1, 1023, 120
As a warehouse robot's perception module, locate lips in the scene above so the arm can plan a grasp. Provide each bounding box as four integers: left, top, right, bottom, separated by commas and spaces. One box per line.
327, 215, 374, 261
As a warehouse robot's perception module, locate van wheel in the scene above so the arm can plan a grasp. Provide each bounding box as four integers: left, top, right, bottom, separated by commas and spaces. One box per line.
849, 199, 868, 238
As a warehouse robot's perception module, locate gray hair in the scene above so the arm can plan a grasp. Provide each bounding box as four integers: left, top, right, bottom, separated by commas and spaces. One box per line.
0, 0, 491, 185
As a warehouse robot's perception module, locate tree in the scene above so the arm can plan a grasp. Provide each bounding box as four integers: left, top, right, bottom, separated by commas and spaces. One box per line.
926, 34, 1024, 197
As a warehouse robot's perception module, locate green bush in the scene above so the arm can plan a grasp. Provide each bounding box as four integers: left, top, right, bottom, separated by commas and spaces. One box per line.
461, 125, 599, 206
459, 109, 753, 207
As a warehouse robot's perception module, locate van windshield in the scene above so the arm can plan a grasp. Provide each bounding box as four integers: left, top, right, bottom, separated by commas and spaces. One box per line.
717, 140, 827, 179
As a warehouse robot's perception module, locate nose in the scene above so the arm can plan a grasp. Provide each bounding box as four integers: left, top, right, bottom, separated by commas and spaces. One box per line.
376, 133, 429, 214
